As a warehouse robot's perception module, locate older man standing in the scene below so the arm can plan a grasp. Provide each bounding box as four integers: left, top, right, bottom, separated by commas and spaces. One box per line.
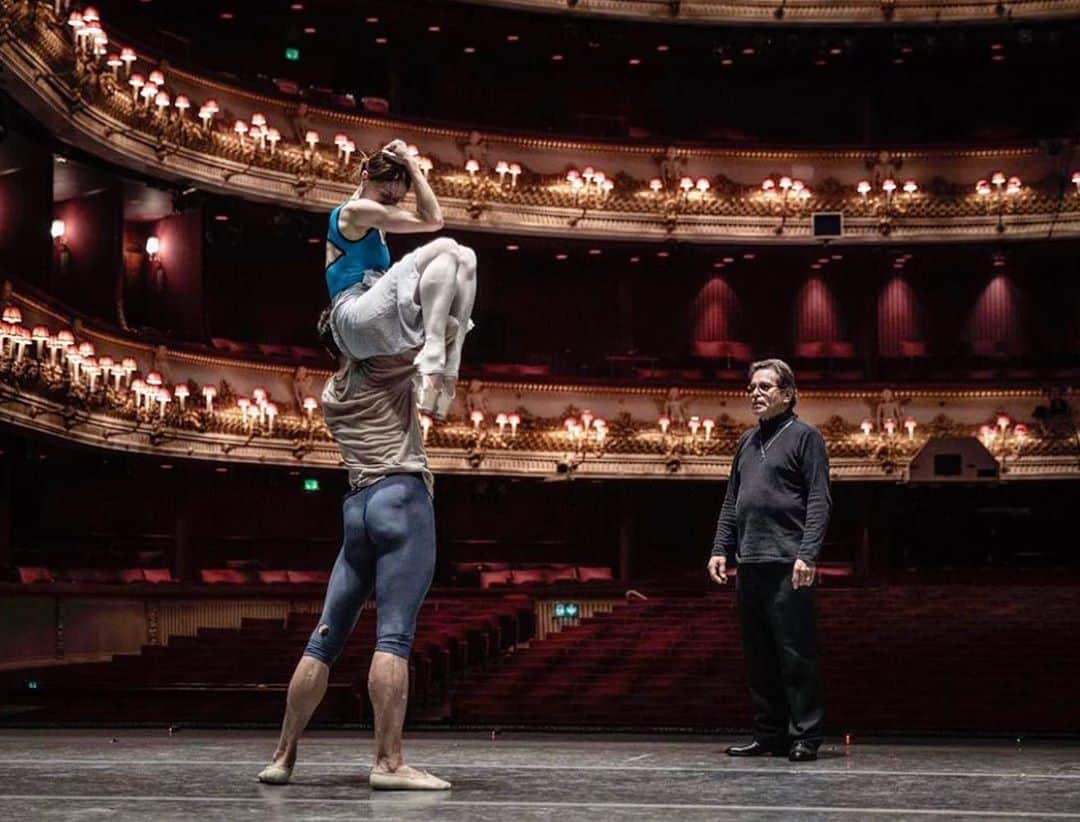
708, 358, 832, 762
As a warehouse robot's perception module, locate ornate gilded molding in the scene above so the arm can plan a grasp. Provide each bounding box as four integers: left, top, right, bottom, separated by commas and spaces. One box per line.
3, 290, 1078, 481
2, 1, 1080, 244
446, 0, 1080, 25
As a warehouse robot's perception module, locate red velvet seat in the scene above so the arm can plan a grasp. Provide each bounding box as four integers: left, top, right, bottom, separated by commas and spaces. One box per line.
510, 569, 547, 586
692, 340, 725, 358
576, 566, 615, 582
143, 568, 175, 583
210, 337, 244, 355
544, 567, 578, 583
200, 569, 251, 584
285, 570, 329, 584
826, 340, 856, 358
479, 570, 512, 589
518, 364, 551, 376
257, 343, 291, 358
290, 346, 323, 362
258, 570, 290, 584
726, 341, 753, 363
17, 566, 54, 584
900, 339, 928, 358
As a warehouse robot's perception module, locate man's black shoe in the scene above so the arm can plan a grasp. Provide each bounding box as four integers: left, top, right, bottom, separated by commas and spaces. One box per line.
788, 741, 818, 762
725, 740, 788, 757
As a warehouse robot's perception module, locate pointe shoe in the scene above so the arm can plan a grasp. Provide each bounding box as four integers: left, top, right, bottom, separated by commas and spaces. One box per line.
432, 377, 457, 421
370, 766, 451, 791
416, 374, 448, 420
413, 343, 447, 379
256, 762, 293, 784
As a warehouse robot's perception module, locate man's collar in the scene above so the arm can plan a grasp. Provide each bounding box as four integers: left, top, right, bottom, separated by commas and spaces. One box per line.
758, 407, 795, 438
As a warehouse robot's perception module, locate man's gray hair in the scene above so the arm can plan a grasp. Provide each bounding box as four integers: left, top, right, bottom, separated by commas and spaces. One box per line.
749, 358, 797, 410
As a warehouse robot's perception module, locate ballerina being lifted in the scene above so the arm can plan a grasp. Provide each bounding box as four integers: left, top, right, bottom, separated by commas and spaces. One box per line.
321, 138, 476, 419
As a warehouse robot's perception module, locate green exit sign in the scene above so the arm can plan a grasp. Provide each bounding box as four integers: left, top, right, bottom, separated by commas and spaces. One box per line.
303, 478, 319, 492
553, 602, 580, 619
285, 47, 300, 61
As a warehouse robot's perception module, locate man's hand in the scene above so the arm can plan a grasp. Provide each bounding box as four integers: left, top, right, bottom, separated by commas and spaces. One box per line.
707, 555, 729, 585
792, 558, 816, 589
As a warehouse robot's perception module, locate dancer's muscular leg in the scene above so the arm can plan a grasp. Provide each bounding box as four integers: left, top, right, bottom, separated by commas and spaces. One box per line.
258, 655, 329, 783
412, 238, 462, 388
369, 651, 409, 772
259, 492, 372, 785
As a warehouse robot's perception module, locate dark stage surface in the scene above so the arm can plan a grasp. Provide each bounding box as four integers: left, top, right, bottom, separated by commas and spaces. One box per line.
1, 730, 1079, 820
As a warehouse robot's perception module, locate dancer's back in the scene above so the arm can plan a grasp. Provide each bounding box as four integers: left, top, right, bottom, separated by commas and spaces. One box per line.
321, 352, 432, 497
324, 202, 391, 301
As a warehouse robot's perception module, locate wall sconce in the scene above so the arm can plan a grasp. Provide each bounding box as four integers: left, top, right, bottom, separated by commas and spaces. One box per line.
761, 176, 812, 235
975, 171, 1023, 234
51, 219, 71, 277
855, 176, 918, 236
979, 414, 1030, 472
144, 234, 165, 294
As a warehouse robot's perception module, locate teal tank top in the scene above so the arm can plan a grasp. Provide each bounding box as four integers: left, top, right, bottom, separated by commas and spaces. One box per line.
325, 203, 391, 300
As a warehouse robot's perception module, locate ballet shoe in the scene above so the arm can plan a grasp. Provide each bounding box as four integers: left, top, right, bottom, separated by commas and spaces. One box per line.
256, 762, 293, 784
416, 374, 447, 420
432, 377, 457, 421
412, 343, 447, 378
369, 766, 451, 791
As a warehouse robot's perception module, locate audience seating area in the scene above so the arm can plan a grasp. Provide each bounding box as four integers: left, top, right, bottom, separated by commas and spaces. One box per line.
5, 586, 1078, 732
0, 597, 534, 725
454, 586, 1080, 733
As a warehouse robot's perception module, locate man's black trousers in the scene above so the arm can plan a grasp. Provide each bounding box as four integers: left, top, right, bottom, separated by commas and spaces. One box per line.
735, 561, 824, 748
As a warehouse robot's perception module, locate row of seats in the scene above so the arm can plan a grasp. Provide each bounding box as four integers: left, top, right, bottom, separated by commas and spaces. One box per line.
13, 566, 333, 585
200, 569, 329, 585
451, 562, 614, 589
14, 564, 617, 587
698, 339, 1029, 360
209, 337, 324, 364
17, 566, 175, 584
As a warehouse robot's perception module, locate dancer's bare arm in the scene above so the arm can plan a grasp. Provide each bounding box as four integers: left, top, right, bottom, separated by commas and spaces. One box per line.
341, 142, 443, 235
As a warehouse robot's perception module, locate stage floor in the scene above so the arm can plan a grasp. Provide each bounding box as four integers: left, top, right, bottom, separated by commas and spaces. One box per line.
1, 730, 1079, 820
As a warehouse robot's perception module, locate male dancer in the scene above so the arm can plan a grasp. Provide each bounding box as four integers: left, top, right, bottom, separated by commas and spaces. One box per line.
257, 140, 476, 789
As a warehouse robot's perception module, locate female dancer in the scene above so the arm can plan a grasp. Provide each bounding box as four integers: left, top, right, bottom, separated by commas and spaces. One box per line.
322, 138, 475, 418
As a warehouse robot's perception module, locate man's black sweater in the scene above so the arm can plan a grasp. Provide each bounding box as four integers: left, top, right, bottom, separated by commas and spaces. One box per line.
712, 408, 832, 564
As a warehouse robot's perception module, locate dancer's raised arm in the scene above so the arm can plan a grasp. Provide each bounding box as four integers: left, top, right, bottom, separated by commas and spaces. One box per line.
340, 140, 442, 235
